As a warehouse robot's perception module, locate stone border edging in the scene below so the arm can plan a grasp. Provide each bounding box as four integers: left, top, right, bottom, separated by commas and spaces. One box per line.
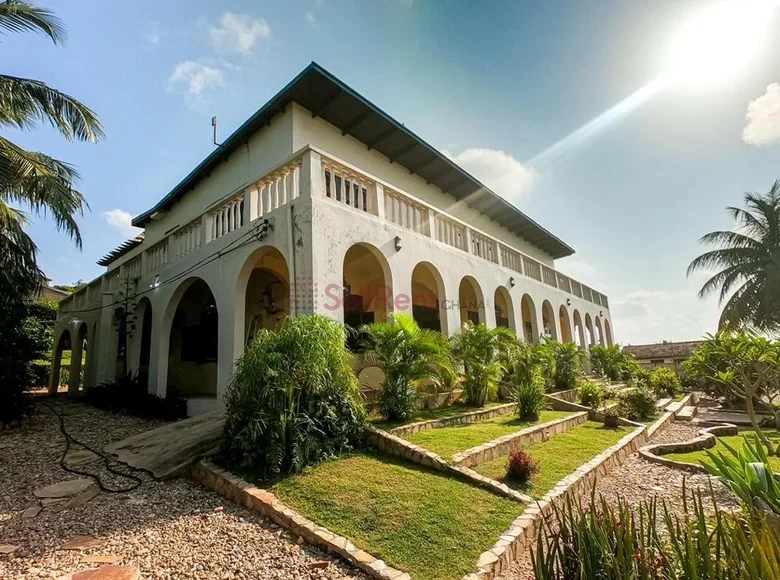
545, 394, 641, 428
387, 403, 517, 437
192, 461, 410, 580
451, 412, 588, 468
465, 425, 649, 580
639, 423, 738, 473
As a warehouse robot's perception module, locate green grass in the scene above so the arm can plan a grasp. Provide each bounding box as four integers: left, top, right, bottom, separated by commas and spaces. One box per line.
404, 410, 574, 458
272, 453, 523, 580
664, 428, 780, 471
369, 401, 504, 429
474, 421, 629, 498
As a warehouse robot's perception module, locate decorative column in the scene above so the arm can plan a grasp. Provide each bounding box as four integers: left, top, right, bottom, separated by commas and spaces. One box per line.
68, 328, 83, 394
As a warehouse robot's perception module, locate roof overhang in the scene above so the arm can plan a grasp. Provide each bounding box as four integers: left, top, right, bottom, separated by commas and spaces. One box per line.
133, 63, 575, 259
97, 235, 144, 267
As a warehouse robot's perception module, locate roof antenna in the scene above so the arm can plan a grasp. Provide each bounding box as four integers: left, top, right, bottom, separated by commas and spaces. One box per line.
212, 116, 223, 147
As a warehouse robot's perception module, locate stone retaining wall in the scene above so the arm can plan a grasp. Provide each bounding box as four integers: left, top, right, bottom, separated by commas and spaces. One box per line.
451, 412, 588, 468
639, 423, 738, 472
388, 403, 516, 438
192, 462, 409, 580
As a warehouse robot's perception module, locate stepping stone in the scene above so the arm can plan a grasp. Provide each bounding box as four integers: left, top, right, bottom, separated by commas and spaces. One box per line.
35, 479, 95, 499
677, 406, 697, 421
21, 505, 42, 519
59, 536, 106, 551
80, 555, 121, 565
0, 544, 21, 555
665, 401, 684, 413
655, 398, 672, 409
57, 565, 140, 580
58, 486, 100, 511
41, 497, 68, 508
64, 450, 101, 466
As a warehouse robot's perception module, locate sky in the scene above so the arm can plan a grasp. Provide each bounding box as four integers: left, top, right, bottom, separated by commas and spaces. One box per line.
5, 0, 780, 345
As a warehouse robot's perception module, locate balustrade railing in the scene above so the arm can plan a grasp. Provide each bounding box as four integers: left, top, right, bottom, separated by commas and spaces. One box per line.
434, 214, 468, 252
523, 257, 542, 282
385, 188, 430, 235
470, 231, 498, 264
146, 241, 168, 273
500, 244, 522, 273
174, 220, 202, 258
255, 159, 302, 218
322, 157, 376, 215
557, 273, 572, 293
542, 266, 558, 288
210, 195, 244, 241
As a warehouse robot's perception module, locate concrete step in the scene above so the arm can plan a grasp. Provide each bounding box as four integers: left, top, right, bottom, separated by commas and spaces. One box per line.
665, 400, 685, 413
655, 397, 672, 409
676, 406, 697, 421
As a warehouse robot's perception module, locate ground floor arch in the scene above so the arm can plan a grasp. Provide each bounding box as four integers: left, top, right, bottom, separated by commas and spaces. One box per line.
241, 246, 291, 346
595, 317, 605, 346
604, 320, 613, 346
343, 243, 392, 330
136, 298, 153, 389
559, 305, 573, 343
48, 328, 72, 394
585, 313, 595, 346
573, 310, 586, 349
411, 261, 446, 333
520, 294, 538, 343
166, 278, 219, 399
494, 286, 514, 331
542, 300, 558, 341
458, 276, 485, 328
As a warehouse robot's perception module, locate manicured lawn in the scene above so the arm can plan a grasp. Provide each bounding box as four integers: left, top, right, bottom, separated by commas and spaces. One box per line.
474, 421, 629, 498
405, 410, 573, 458
369, 401, 504, 430
272, 453, 523, 580
665, 428, 780, 472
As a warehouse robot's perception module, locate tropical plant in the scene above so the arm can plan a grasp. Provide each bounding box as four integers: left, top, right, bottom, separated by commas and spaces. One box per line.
577, 380, 604, 408
0, 297, 37, 423
590, 344, 643, 382
222, 315, 366, 478
603, 406, 620, 428
1, 0, 103, 298
359, 313, 454, 421
506, 443, 538, 484
82, 372, 187, 421
688, 180, 780, 335
512, 370, 546, 419
22, 299, 57, 355
703, 434, 780, 515
647, 367, 682, 398
617, 384, 657, 421
450, 322, 516, 406
550, 339, 585, 390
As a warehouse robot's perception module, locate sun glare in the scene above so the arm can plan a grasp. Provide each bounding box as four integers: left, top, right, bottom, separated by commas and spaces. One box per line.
664, 0, 775, 87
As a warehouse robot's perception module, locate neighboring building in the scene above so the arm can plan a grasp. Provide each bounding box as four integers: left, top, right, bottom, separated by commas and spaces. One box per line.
623, 341, 704, 372
34, 278, 71, 303
50, 63, 614, 415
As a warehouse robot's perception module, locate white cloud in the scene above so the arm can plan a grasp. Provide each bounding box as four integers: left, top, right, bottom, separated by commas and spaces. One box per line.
167, 60, 225, 105
443, 148, 534, 203
209, 12, 270, 55
141, 21, 161, 48
104, 209, 142, 238
305, 11, 316, 25
742, 82, 780, 147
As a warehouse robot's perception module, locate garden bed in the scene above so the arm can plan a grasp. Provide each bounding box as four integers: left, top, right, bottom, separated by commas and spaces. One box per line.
270, 453, 525, 580
368, 401, 505, 431
473, 421, 630, 498
662, 427, 780, 472
403, 410, 574, 458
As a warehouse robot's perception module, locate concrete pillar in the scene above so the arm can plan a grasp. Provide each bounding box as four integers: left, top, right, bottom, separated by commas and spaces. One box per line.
68, 330, 83, 394
148, 302, 169, 397
375, 183, 385, 221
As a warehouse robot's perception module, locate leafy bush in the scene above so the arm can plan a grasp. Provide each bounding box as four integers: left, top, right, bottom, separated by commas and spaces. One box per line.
647, 367, 681, 398
512, 371, 546, 419
603, 406, 620, 428
83, 373, 187, 420
550, 340, 584, 390
450, 322, 516, 407
0, 299, 42, 424
590, 344, 644, 382
506, 443, 539, 484
617, 385, 656, 421
23, 300, 58, 356
221, 315, 366, 479
533, 489, 780, 580
577, 380, 604, 408
359, 314, 454, 422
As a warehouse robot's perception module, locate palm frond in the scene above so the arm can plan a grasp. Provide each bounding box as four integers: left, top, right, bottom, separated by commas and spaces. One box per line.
0, 0, 65, 43
0, 75, 104, 141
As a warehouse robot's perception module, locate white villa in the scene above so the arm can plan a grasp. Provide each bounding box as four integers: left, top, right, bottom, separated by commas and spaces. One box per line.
50, 63, 614, 415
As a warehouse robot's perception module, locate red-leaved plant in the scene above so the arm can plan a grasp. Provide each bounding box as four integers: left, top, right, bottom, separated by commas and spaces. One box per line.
506, 442, 539, 484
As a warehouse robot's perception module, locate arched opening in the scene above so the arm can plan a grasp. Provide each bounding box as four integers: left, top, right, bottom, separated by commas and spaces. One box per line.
604, 320, 614, 346
595, 317, 605, 346
242, 247, 290, 346
137, 298, 153, 390
585, 313, 595, 347
167, 278, 218, 399
559, 305, 573, 343
542, 300, 558, 341
48, 329, 72, 394
343, 243, 392, 330
520, 294, 538, 343
573, 310, 586, 349
458, 276, 484, 328
411, 262, 446, 333
70, 323, 88, 393
494, 286, 514, 331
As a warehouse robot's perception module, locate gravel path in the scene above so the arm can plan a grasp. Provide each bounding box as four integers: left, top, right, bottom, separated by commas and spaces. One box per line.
499, 418, 738, 580
0, 398, 367, 580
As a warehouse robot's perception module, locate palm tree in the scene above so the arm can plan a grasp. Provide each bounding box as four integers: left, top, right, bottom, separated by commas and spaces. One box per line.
450, 322, 517, 406
359, 313, 455, 422
1, 1, 103, 300
688, 181, 780, 335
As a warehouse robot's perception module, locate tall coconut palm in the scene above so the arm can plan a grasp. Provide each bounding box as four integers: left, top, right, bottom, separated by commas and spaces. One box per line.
1, 1, 103, 300
688, 181, 780, 335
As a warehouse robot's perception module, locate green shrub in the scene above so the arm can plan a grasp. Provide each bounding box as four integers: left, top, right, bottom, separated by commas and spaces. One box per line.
221, 315, 365, 479
0, 299, 41, 424
512, 371, 546, 419
360, 314, 454, 422
617, 385, 656, 421
451, 323, 516, 407
550, 340, 584, 391
603, 407, 620, 428
647, 367, 681, 398
577, 380, 604, 408
589, 344, 644, 382
83, 373, 187, 421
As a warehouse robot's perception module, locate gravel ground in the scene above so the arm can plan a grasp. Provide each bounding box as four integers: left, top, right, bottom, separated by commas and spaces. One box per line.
0, 398, 367, 580
499, 418, 738, 580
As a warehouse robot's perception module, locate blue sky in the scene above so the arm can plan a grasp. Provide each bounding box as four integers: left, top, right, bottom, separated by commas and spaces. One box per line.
6, 0, 780, 344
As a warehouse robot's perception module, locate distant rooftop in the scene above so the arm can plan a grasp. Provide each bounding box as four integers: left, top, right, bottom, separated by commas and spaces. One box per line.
623, 340, 704, 360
